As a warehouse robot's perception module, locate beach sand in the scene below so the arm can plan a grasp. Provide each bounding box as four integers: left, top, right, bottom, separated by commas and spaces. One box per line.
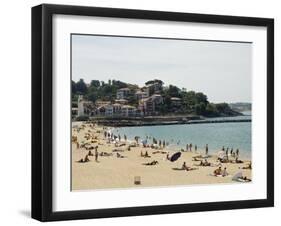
72, 122, 252, 191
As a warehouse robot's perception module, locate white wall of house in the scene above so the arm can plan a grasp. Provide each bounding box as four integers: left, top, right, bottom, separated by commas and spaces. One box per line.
77, 95, 84, 117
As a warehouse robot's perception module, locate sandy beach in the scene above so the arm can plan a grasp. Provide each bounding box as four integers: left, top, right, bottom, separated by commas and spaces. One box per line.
72, 122, 252, 191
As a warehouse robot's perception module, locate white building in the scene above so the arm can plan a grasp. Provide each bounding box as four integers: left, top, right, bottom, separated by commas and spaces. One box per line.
121, 105, 137, 117
116, 88, 130, 99
97, 104, 114, 116
135, 90, 149, 100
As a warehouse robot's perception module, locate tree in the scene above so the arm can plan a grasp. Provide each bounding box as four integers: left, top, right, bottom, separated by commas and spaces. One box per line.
71, 80, 76, 93
195, 92, 208, 104
145, 79, 164, 86
87, 92, 98, 103
194, 102, 206, 115
75, 79, 87, 94
90, 80, 100, 88
205, 103, 219, 116
167, 85, 181, 97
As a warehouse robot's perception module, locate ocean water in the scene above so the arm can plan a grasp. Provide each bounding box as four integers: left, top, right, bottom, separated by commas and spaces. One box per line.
113, 119, 251, 159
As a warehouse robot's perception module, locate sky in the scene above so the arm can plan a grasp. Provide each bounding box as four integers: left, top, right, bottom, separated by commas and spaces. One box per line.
72, 34, 252, 103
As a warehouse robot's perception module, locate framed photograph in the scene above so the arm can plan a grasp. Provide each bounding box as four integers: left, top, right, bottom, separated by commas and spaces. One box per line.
32, 4, 274, 221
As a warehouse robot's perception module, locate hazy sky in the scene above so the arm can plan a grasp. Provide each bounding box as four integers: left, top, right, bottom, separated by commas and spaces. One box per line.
72, 34, 252, 103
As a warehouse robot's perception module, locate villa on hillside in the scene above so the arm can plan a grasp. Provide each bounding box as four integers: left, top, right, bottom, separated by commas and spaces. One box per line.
139, 94, 163, 115
135, 90, 149, 100
116, 88, 131, 100
72, 80, 183, 119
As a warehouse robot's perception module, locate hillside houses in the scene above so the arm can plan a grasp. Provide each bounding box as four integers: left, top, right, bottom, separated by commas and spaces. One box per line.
72, 80, 182, 118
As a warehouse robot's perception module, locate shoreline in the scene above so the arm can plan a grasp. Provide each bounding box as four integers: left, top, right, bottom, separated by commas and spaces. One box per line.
72, 123, 252, 190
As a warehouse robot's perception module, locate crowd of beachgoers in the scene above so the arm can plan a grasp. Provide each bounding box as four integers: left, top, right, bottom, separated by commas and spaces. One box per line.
71, 122, 252, 190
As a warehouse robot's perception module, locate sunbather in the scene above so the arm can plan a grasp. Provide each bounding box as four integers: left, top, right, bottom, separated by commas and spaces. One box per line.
143, 160, 159, 166
117, 153, 125, 158
234, 157, 244, 163
181, 162, 197, 171
213, 167, 222, 176
242, 162, 252, 169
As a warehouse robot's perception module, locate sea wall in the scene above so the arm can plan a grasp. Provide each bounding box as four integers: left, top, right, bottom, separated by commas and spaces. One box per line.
86, 115, 251, 127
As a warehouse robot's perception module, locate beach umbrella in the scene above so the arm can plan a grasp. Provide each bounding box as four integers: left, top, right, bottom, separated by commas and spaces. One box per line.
217, 150, 225, 159
232, 171, 243, 181
170, 152, 181, 162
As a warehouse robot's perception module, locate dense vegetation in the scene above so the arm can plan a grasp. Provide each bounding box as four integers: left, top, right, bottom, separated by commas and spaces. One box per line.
72, 79, 240, 117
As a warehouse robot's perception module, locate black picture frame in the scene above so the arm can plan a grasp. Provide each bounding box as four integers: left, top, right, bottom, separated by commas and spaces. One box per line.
32, 3, 274, 222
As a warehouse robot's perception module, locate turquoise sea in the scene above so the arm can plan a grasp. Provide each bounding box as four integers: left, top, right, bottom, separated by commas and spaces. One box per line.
113, 116, 252, 159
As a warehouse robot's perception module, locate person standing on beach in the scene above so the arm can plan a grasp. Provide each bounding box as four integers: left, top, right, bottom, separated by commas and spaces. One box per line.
226, 148, 229, 160
163, 140, 166, 148
236, 149, 239, 157
195, 145, 197, 152
205, 144, 208, 156
124, 134, 127, 142
166, 153, 170, 160
189, 143, 192, 152
186, 144, 189, 152
230, 148, 233, 156
95, 146, 98, 162
118, 134, 121, 142
222, 146, 225, 152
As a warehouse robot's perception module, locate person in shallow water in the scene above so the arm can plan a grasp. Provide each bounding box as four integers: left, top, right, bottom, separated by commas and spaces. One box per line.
205, 144, 208, 155
236, 149, 240, 157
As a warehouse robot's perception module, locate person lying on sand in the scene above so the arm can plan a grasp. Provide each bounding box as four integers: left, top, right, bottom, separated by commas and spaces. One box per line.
242, 162, 252, 169
202, 159, 211, 166
218, 157, 231, 163
192, 156, 201, 161
143, 160, 159, 166
77, 158, 84, 163
77, 154, 90, 163
181, 162, 198, 171
112, 149, 124, 152
236, 176, 251, 182
100, 152, 112, 157
234, 157, 244, 163
196, 159, 211, 166
117, 153, 126, 158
